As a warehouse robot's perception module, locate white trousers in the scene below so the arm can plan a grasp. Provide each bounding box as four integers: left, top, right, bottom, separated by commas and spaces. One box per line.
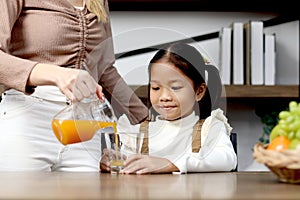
0, 89, 101, 171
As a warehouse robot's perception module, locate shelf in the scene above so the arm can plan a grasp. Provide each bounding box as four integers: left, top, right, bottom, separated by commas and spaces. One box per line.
223, 85, 299, 98
130, 85, 299, 99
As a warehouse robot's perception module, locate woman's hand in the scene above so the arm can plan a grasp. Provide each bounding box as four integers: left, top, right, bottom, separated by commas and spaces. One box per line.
27, 63, 103, 102
100, 148, 111, 173
122, 155, 179, 174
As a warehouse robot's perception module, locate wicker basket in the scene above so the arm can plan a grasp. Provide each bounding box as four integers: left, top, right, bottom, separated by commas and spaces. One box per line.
253, 143, 300, 184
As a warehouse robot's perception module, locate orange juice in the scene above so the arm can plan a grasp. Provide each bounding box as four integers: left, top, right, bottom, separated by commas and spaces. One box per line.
52, 119, 116, 145
110, 159, 124, 174
111, 160, 124, 166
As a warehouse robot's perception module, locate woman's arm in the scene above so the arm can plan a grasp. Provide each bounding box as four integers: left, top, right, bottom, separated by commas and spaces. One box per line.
0, 0, 38, 93
28, 63, 103, 101
93, 7, 148, 124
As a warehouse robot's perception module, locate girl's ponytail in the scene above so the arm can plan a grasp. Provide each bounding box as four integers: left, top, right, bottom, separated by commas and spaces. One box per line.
199, 64, 222, 119
205, 64, 222, 109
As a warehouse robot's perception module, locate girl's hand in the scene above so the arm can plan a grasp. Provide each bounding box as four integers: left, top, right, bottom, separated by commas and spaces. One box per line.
28, 63, 104, 102
100, 148, 111, 173
122, 155, 179, 174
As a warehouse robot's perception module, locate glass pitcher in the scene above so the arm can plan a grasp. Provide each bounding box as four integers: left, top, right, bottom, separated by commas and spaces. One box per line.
52, 96, 117, 145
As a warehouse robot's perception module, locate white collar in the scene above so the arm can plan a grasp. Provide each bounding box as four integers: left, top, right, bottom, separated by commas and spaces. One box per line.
155, 111, 199, 127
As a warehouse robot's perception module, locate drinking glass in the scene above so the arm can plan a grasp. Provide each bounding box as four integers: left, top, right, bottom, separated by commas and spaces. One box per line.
103, 131, 145, 174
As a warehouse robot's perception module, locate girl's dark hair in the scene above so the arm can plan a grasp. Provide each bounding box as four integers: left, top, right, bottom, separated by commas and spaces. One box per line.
147, 42, 223, 119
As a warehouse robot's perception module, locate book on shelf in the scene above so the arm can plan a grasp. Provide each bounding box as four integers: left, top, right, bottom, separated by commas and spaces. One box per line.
218, 26, 232, 85
264, 33, 276, 85
244, 20, 264, 85
231, 22, 245, 85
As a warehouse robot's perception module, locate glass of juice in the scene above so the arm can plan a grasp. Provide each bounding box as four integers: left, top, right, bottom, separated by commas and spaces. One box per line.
103, 131, 145, 174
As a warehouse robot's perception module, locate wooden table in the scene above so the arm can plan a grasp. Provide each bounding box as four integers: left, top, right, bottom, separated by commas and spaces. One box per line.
0, 172, 299, 199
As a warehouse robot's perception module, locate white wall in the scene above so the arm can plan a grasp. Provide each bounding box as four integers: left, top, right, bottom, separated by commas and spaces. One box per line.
110, 11, 299, 171
264, 21, 299, 85
111, 12, 299, 85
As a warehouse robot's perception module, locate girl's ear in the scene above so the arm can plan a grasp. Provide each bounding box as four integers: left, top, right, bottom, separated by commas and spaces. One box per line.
195, 83, 206, 101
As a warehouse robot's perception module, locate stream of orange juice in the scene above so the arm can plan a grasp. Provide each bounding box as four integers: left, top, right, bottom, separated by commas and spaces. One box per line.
110, 132, 125, 173
52, 119, 116, 145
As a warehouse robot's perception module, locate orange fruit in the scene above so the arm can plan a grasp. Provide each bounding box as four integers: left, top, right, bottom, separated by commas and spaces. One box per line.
267, 135, 290, 151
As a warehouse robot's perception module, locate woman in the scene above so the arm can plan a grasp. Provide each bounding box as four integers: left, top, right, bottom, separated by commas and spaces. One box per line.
0, 0, 148, 171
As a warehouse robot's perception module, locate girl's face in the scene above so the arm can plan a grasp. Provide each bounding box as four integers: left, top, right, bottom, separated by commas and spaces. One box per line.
150, 61, 205, 121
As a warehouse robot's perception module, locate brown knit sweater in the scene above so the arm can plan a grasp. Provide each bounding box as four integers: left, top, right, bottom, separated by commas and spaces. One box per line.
0, 0, 148, 124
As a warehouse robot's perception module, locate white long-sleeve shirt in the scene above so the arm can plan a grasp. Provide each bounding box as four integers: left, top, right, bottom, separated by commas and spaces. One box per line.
117, 109, 237, 174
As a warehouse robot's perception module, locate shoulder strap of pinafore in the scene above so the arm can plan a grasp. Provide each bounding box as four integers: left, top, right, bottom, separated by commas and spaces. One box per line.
139, 119, 205, 154
139, 119, 149, 154
192, 119, 205, 152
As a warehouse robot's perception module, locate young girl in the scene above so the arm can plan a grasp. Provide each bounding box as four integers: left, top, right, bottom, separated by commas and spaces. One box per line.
100, 42, 237, 174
